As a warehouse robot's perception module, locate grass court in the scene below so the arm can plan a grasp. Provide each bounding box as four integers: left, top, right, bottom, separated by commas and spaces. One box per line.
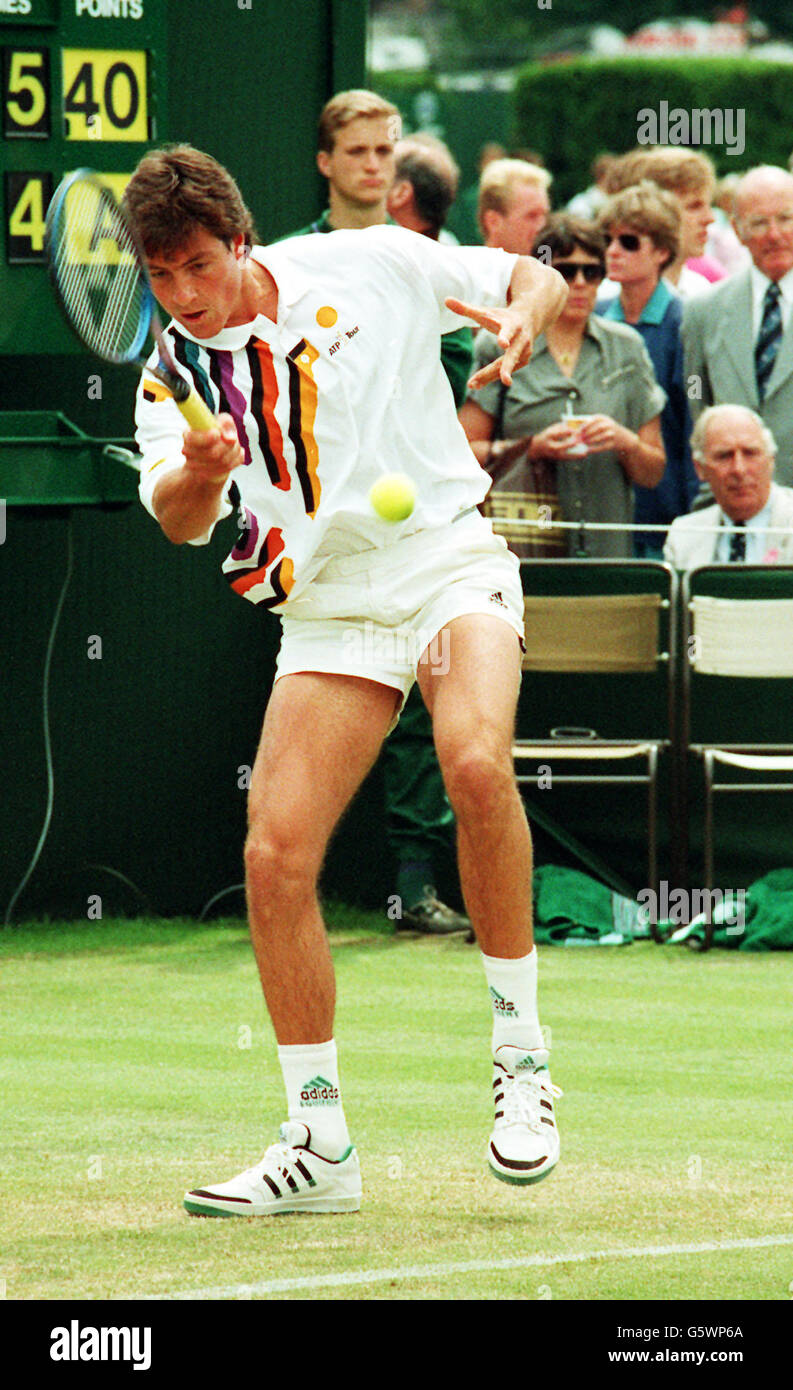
2, 908, 791, 1302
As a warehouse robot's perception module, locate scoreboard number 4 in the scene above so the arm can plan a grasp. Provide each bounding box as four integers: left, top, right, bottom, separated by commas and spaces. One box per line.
5, 172, 53, 263
62, 49, 149, 142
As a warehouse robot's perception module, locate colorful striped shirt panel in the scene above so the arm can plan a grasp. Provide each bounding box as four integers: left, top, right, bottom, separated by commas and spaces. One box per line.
136, 226, 516, 609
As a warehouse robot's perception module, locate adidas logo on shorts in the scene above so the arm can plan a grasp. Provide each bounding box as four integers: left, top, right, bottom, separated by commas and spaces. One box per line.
488, 591, 507, 608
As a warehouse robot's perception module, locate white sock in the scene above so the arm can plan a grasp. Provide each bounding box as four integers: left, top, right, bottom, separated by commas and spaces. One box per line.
277, 1040, 351, 1159
481, 948, 545, 1055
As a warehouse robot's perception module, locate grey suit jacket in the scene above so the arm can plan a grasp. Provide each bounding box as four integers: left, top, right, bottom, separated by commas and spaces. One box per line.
664, 483, 793, 570
681, 269, 793, 487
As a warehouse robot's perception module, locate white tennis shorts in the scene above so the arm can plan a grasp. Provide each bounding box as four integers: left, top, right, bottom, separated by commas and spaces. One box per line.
274, 509, 524, 711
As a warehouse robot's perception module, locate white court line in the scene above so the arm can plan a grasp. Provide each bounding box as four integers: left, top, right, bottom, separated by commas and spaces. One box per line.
150, 1233, 793, 1300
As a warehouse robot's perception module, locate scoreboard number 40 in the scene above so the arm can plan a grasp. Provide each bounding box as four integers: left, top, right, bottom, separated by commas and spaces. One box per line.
62, 49, 149, 142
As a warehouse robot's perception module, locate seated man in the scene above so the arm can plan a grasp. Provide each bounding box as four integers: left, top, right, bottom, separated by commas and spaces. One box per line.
664, 404, 793, 569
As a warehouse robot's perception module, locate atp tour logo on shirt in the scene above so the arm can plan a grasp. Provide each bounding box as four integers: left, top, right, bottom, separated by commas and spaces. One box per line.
300, 1075, 340, 1106
315, 304, 360, 358
327, 325, 360, 358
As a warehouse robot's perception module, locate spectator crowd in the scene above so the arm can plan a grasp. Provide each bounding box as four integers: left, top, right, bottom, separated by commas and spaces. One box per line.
272, 88, 793, 937
457, 137, 793, 567
295, 88, 793, 572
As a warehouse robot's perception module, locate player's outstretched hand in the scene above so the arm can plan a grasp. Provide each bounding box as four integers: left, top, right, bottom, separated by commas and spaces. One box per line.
181, 412, 243, 485
445, 297, 534, 389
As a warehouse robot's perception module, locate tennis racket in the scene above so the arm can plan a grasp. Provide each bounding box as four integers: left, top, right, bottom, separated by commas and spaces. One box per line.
45, 168, 215, 432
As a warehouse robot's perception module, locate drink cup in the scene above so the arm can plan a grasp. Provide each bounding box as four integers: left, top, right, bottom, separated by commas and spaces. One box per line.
561, 413, 596, 456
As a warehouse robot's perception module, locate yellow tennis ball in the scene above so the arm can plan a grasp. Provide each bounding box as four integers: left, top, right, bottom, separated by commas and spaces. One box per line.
369, 472, 416, 522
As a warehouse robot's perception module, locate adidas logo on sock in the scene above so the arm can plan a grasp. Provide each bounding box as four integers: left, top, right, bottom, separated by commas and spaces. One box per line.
489, 987, 517, 1016
300, 1075, 340, 1106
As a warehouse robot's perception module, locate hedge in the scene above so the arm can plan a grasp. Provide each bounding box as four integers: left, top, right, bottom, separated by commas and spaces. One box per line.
514, 58, 793, 204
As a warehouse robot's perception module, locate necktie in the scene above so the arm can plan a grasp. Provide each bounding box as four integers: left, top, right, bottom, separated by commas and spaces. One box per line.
729, 521, 746, 563
755, 282, 782, 402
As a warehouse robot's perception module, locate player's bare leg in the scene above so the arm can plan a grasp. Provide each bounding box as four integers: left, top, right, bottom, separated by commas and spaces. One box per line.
184, 671, 399, 1217
417, 613, 531, 959
244, 671, 399, 1041
418, 613, 561, 1185
247, 667, 399, 1039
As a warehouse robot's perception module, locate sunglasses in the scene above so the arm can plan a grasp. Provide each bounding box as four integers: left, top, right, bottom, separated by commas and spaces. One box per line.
553, 261, 605, 284
608, 232, 643, 252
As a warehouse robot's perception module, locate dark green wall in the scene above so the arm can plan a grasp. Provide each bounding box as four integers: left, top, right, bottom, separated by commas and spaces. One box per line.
165, 0, 368, 246
1, 500, 391, 920
1, 0, 391, 922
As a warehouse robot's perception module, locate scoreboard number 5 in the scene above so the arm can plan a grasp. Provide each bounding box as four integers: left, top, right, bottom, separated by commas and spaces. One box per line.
2, 49, 51, 138
62, 49, 149, 142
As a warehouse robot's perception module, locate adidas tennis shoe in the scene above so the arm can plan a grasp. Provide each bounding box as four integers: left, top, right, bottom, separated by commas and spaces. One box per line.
488, 1044, 562, 1186
183, 1122, 362, 1217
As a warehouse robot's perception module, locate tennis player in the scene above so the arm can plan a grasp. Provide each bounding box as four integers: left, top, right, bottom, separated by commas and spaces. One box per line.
123, 145, 569, 1214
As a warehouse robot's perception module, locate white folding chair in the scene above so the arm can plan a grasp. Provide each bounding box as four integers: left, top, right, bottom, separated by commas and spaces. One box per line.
682, 566, 793, 942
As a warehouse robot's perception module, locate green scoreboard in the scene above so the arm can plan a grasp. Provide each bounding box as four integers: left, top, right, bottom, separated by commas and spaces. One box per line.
0, 0, 367, 505
2, 0, 168, 358
1, 0, 171, 504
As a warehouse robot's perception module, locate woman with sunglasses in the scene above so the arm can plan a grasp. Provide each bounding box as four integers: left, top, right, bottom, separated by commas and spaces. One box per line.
460, 214, 665, 558
597, 182, 700, 559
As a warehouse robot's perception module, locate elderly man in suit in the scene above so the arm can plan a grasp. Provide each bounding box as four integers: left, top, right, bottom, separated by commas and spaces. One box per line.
682, 166, 793, 487
664, 404, 793, 569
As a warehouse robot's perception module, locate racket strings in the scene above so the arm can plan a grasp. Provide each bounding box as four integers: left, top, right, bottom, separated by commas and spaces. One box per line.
52, 180, 149, 361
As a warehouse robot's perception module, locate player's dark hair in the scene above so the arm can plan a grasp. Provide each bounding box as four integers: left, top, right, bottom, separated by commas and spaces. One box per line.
122, 145, 258, 256
532, 214, 607, 270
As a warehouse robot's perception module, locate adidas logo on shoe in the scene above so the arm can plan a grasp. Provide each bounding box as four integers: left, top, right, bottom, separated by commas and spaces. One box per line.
487, 1044, 562, 1187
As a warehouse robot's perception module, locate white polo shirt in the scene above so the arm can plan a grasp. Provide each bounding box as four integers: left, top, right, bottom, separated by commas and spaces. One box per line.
136, 225, 516, 609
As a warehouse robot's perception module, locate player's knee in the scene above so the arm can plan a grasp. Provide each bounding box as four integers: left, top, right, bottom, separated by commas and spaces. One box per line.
244, 825, 316, 900
442, 740, 514, 822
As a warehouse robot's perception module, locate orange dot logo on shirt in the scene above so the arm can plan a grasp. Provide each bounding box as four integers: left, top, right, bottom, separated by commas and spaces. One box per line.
316, 305, 338, 328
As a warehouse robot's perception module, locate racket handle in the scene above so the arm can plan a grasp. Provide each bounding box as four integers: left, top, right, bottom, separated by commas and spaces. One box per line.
176, 387, 217, 432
